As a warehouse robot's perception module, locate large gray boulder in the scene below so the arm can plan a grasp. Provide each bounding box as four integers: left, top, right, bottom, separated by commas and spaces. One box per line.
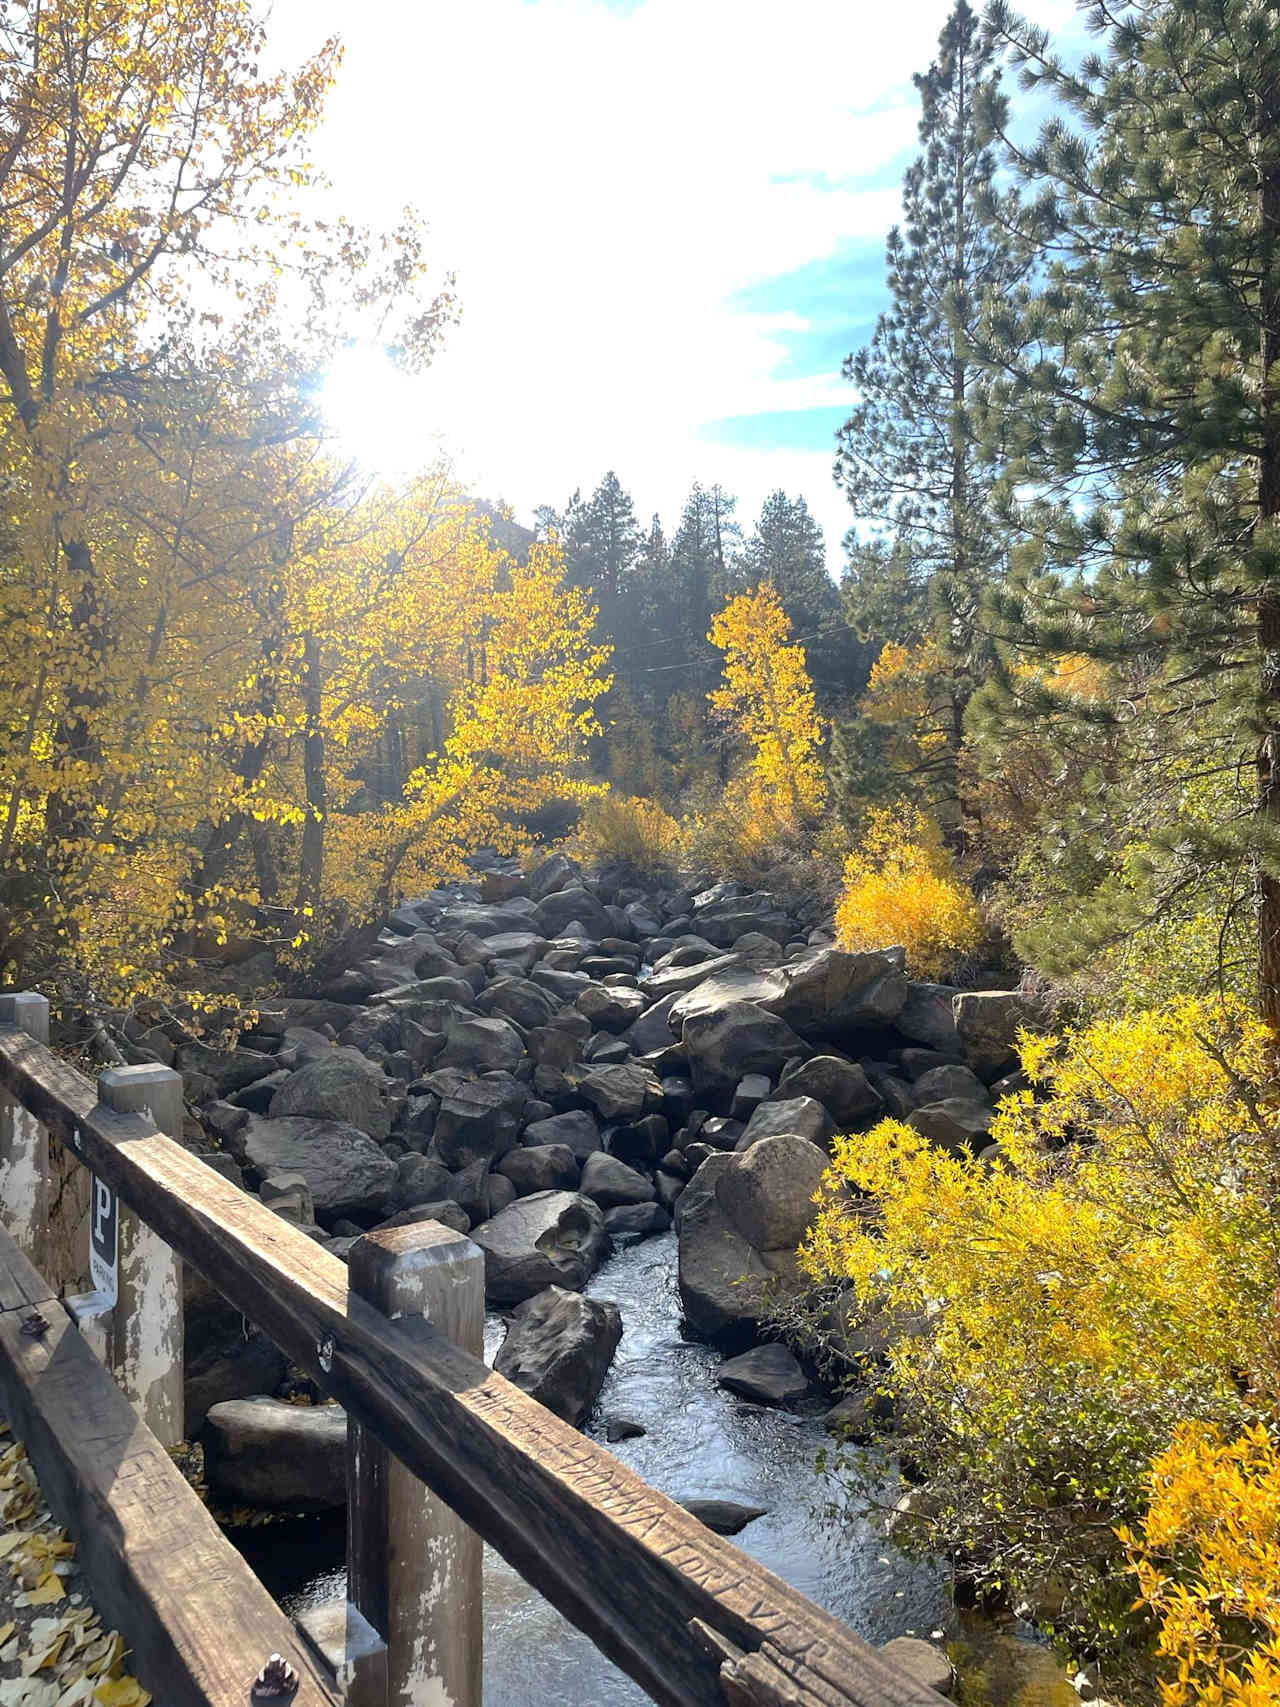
471, 1191, 609, 1303
737, 1096, 834, 1151
776, 1055, 882, 1128
716, 1134, 829, 1251
675, 1154, 805, 1345
952, 990, 1043, 1080
909, 1098, 993, 1150
494, 1287, 622, 1425
203, 1397, 346, 1510
241, 1117, 396, 1218
577, 983, 648, 1034
643, 951, 745, 1003
434, 1075, 523, 1169
394, 1151, 453, 1208
913, 1062, 990, 1105
763, 946, 909, 1043
579, 1151, 655, 1209
436, 1016, 524, 1075
667, 964, 782, 1028
535, 886, 614, 939
622, 994, 681, 1056
267, 1053, 393, 1139
717, 1343, 809, 1406
576, 1062, 661, 1121
522, 1109, 602, 1159
438, 901, 540, 938
498, 1143, 580, 1195
478, 976, 558, 1031
680, 1002, 808, 1096
896, 983, 963, 1054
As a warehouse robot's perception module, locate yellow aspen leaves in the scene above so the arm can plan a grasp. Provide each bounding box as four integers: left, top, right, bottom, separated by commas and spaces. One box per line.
707, 584, 827, 829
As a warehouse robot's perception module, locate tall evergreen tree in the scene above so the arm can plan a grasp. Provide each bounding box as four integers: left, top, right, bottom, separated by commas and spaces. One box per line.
562, 471, 640, 608
669, 481, 741, 686
834, 0, 1023, 817
742, 490, 837, 629
965, 0, 1280, 1021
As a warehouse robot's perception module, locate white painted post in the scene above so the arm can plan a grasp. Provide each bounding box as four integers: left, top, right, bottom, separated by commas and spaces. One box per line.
347, 1223, 485, 1707
0, 992, 50, 1267
92, 1063, 185, 1449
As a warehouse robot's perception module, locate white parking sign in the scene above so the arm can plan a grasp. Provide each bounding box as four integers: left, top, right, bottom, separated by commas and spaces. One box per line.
89, 1176, 118, 1305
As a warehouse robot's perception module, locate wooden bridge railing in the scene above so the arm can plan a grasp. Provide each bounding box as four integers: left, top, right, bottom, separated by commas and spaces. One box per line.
0, 995, 945, 1707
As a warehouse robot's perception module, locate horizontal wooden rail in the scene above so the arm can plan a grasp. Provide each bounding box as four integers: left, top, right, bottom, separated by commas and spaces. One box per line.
0, 1222, 340, 1707
0, 1023, 944, 1707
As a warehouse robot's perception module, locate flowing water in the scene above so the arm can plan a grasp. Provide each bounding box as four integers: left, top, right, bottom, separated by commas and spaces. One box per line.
234, 1231, 953, 1704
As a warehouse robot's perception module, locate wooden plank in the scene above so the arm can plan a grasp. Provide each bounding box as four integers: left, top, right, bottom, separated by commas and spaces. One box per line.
0, 1025, 946, 1707
0, 1229, 339, 1707
0, 1226, 56, 1313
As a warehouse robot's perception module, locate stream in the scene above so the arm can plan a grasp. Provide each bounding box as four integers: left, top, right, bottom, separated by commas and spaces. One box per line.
233, 1230, 952, 1704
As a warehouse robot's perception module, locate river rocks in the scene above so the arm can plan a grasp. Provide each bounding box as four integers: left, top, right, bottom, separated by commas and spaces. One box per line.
603, 1201, 671, 1241
676, 1152, 804, 1345
681, 1499, 767, 1534
436, 1015, 524, 1074
471, 1190, 609, 1303
776, 1055, 881, 1128
878, 1638, 954, 1698
267, 1053, 394, 1139
577, 983, 647, 1033
576, 1062, 661, 1121
494, 1286, 623, 1425
478, 976, 558, 1030
580, 1151, 655, 1209
717, 1343, 809, 1405
763, 946, 909, 1043
394, 1151, 453, 1208
203, 1397, 347, 1510
523, 1108, 602, 1159
534, 886, 614, 939
909, 1097, 993, 1150
737, 1095, 834, 1151
716, 1134, 829, 1251
913, 1062, 990, 1105
241, 1117, 396, 1219
952, 989, 1042, 1080
433, 1074, 523, 1168
498, 1143, 580, 1194
681, 1001, 809, 1096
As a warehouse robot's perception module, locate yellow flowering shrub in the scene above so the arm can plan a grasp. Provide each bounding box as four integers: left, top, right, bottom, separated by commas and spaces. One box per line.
574, 793, 685, 878
796, 997, 1280, 1651
1121, 1421, 1280, 1706
834, 803, 980, 978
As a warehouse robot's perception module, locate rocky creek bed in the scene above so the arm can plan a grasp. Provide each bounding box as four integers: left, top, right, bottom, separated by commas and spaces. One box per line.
122, 849, 1056, 1699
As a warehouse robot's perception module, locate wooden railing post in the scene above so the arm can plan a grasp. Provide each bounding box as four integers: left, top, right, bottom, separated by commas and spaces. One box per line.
0, 993, 50, 1267
91, 1063, 185, 1448
347, 1223, 484, 1707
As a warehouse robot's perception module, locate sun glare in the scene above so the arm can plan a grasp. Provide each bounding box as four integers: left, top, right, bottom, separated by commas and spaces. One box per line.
321, 345, 448, 482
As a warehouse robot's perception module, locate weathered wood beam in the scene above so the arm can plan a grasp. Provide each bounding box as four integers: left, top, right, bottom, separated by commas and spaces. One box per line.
0, 1024, 945, 1707
0, 1224, 340, 1707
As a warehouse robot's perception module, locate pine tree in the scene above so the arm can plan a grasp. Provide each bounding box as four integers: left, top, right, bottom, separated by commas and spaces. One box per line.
742, 490, 837, 631
562, 471, 640, 610
834, 0, 1022, 819
669, 482, 742, 691
966, 0, 1280, 1020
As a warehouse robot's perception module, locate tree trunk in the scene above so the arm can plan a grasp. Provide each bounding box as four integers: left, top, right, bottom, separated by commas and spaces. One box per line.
296, 631, 327, 917
1258, 58, 1280, 1031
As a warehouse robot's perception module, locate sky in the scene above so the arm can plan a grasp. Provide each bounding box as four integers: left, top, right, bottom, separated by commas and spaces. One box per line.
269, 0, 1083, 574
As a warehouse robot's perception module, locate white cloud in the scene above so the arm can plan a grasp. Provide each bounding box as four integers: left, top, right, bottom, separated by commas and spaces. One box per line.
269, 0, 1082, 567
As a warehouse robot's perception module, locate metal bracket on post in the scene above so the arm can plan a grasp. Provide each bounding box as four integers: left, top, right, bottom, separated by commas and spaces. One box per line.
0, 992, 51, 1268
346, 1222, 485, 1707
68, 1063, 185, 1448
